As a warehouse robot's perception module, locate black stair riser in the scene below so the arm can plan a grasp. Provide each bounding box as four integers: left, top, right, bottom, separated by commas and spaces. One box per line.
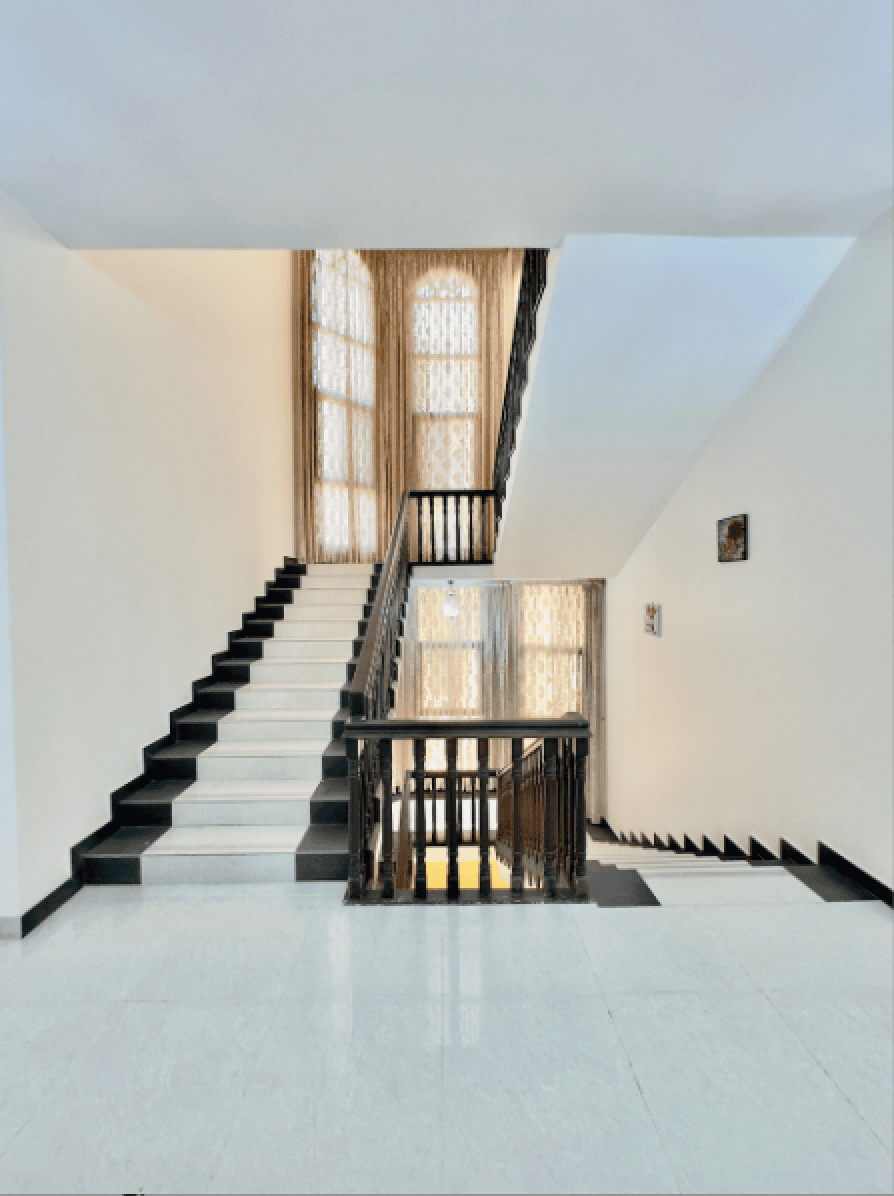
294, 854, 349, 882
213, 660, 251, 683
265, 587, 294, 603
85, 857, 141, 885
310, 799, 349, 824
255, 601, 285, 618
176, 720, 218, 742
227, 636, 264, 660
322, 754, 348, 780
117, 802, 173, 827
243, 618, 275, 637
149, 757, 198, 781
194, 688, 239, 710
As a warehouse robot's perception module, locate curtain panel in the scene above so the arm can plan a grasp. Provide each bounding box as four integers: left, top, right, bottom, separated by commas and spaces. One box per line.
393, 581, 606, 821
293, 249, 523, 563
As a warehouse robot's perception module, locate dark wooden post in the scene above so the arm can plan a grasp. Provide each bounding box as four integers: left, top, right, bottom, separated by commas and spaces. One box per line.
575, 737, 589, 898
441, 494, 447, 561
511, 737, 524, 895
446, 737, 460, 899
478, 738, 490, 897
347, 736, 363, 899
544, 737, 558, 898
454, 493, 461, 562
380, 739, 393, 898
467, 494, 474, 562
413, 738, 427, 900
416, 496, 423, 564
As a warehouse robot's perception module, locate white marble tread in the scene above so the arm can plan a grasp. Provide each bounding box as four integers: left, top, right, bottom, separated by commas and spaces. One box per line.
176, 780, 318, 798
144, 826, 307, 854
201, 739, 330, 757
220, 709, 336, 723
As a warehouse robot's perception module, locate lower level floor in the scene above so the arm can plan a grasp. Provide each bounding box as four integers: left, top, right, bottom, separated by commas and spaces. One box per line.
0, 883, 890, 1193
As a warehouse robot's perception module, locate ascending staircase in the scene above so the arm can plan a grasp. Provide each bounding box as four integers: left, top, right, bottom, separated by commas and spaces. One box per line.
83, 561, 377, 884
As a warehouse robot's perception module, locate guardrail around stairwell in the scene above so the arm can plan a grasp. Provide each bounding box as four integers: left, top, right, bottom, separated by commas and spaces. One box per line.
343, 716, 589, 902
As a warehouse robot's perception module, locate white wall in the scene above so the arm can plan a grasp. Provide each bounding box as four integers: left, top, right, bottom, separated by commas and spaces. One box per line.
0, 330, 21, 929
605, 213, 892, 886
0, 192, 293, 917
495, 234, 852, 580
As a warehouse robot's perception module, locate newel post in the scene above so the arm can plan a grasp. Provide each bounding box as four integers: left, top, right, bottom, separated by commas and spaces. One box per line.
347, 736, 363, 900
477, 737, 490, 898
511, 737, 524, 895
380, 738, 393, 899
446, 737, 460, 900
413, 738, 427, 900
544, 737, 558, 899
574, 737, 589, 899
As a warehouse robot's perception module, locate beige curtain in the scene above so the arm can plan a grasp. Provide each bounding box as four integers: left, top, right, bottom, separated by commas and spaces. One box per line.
293, 249, 523, 563
393, 580, 605, 819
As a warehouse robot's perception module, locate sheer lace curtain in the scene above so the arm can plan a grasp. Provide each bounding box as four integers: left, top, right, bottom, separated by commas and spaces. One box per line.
393, 581, 605, 818
293, 250, 523, 563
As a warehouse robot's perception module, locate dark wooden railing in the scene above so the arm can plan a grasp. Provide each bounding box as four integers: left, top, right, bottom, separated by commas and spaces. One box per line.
493, 248, 549, 522
404, 770, 498, 846
344, 717, 589, 901
495, 735, 586, 896
409, 490, 496, 565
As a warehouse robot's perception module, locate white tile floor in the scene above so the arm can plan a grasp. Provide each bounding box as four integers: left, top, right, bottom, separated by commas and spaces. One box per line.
0, 884, 890, 1194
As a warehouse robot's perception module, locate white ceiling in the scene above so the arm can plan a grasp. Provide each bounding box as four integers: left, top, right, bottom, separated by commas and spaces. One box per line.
0, 0, 890, 248
494, 233, 855, 579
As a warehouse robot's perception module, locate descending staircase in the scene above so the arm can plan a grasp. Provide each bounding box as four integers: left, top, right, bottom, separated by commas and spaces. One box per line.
83, 562, 377, 884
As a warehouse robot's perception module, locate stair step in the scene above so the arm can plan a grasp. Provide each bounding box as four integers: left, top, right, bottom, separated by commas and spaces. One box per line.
249, 659, 351, 684
83, 826, 168, 884
173, 780, 314, 826
261, 637, 356, 661
295, 823, 349, 881
282, 603, 367, 620
197, 739, 328, 782
142, 825, 307, 883
217, 709, 337, 741
273, 620, 361, 639
311, 777, 350, 824
235, 682, 345, 711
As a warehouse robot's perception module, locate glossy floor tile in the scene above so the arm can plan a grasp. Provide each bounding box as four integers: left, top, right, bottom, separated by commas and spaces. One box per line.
0, 884, 890, 1193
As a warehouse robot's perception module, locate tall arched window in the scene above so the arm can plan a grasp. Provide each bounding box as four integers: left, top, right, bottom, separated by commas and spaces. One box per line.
412, 270, 478, 490
312, 250, 376, 560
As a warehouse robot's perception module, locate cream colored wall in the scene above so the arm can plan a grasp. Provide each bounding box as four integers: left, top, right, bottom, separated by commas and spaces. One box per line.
605, 213, 893, 885
0, 192, 293, 915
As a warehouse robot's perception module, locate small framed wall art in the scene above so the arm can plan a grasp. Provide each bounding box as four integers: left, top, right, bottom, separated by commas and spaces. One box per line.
644, 603, 661, 636
718, 513, 748, 562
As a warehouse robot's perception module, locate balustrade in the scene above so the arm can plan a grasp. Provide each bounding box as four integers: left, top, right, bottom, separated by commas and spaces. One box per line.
344, 716, 589, 902
408, 490, 495, 565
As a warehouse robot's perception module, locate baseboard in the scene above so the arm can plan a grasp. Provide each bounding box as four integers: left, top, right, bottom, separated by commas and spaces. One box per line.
818, 842, 893, 907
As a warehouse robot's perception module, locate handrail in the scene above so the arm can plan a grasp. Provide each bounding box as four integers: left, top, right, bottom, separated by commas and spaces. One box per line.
493, 249, 549, 519
346, 492, 410, 719
343, 716, 589, 740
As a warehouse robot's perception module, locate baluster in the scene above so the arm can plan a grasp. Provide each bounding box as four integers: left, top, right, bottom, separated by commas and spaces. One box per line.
454, 492, 461, 563
467, 494, 474, 563
417, 495, 423, 565
446, 737, 459, 899
347, 737, 363, 899
575, 737, 589, 898
511, 738, 523, 895
413, 738, 426, 900
440, 494, 447, 562
380, 739, 393, 898
544, 738, 558, 898
478, 738, 490, 897
429, 494, 435, 564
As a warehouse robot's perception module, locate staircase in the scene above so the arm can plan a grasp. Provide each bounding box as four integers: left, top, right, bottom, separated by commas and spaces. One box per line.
83, 562, 376, 884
